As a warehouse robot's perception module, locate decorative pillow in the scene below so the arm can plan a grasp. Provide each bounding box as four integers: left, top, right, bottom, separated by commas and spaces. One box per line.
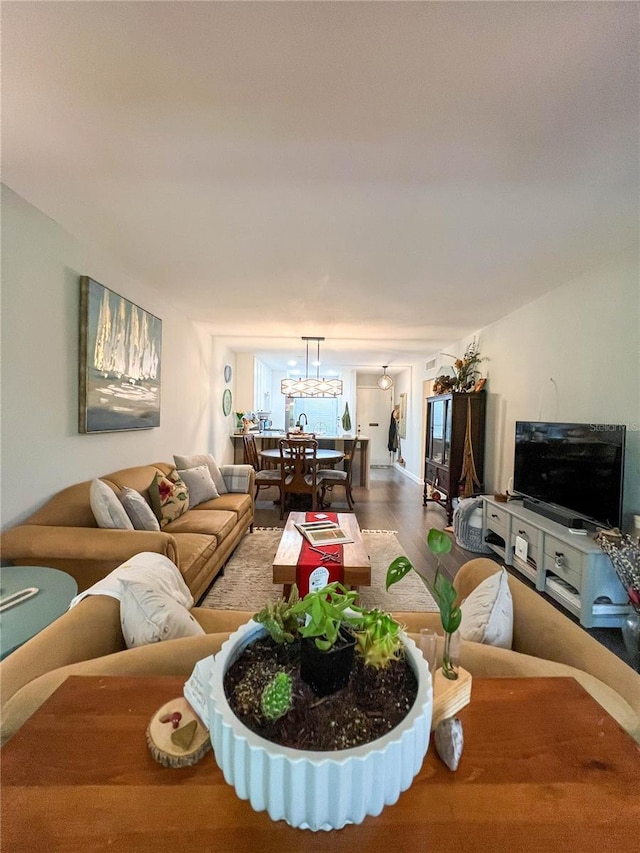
119, 579, 205, 649
69, 552, 194, 609
119, 487, 160, 531
177, 465, 219, 507
148, 470, 189, 528
459, 568, 513, 649
173, 453, 228, 495
89, 479, 134, 530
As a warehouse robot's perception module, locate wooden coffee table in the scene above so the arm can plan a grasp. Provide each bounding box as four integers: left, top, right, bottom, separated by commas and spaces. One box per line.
2, 675, 638, 851
272, 512, 371, 589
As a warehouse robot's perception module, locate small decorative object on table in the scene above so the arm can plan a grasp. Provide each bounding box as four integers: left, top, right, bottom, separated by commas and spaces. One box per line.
596, 530, 640, 671
146, 696, 211, 767
234, 410, 244, 431
434, 716, 464, 771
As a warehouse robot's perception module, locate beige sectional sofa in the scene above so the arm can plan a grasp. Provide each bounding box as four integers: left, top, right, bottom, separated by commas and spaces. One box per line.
0, 462, 255, 601
1, 558, 638, 746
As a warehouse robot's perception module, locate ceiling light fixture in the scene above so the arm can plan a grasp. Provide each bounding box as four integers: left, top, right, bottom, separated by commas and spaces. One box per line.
377, 365, 394, 391
281, 337, 343, 398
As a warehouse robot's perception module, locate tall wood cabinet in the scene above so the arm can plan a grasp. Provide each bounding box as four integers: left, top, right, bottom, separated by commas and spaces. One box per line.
423, 392, 486, 523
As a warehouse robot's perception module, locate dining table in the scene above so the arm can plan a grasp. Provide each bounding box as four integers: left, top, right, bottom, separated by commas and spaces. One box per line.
259, 447, 345, 468
3, 675, 638, 851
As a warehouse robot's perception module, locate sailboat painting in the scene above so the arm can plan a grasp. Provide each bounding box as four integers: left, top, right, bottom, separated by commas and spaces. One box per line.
79, 277, 162, 432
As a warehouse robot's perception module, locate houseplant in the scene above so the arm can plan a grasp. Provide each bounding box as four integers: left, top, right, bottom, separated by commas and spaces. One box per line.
206, 585, 432, 830
387, 528, 462, 679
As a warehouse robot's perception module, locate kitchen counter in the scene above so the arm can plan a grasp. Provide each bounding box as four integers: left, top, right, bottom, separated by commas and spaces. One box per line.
231, 433, 370, 488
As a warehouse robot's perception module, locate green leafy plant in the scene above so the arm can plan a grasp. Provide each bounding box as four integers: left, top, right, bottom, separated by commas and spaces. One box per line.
254, 583, 405, 677
261, 672, 293, 721
253, 584, 301, 645
289, 582, 359, 651
386, 528, 461, 679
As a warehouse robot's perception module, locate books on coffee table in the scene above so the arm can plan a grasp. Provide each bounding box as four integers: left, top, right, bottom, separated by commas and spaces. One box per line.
294, 521, 354, 546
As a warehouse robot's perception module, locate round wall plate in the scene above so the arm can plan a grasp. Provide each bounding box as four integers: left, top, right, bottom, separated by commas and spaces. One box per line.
222, 388, 232, 416
224, 364, 232, 383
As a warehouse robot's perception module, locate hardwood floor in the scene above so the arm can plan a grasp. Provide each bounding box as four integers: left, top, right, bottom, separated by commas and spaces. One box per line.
253, 466, 631, 665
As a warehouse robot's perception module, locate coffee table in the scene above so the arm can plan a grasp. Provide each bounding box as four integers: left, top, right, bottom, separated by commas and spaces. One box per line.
2, 675, 638, 851
272, 511, 371, 589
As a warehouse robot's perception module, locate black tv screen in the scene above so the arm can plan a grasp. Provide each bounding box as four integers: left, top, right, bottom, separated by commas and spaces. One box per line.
514, 421, 626, 528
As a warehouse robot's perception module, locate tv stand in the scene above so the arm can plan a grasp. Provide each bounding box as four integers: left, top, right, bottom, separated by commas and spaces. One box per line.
482, 496, 630, 628
521, 498, 588, 530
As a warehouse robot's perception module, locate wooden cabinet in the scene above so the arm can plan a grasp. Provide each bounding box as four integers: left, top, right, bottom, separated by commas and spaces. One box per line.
423, 392, 486, 523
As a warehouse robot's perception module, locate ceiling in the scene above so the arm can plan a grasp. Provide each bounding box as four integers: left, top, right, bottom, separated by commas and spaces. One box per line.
2, 2, 637, 375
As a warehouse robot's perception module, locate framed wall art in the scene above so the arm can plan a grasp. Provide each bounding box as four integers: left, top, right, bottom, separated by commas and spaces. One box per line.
399, 392, 407, 439
79, 276, 162, 433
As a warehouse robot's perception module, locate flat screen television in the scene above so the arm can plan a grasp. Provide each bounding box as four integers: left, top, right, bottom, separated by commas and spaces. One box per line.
513, 421, 626, 529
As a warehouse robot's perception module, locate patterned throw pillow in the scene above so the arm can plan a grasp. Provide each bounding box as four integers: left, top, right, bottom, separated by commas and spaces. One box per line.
149, 470, 189, 528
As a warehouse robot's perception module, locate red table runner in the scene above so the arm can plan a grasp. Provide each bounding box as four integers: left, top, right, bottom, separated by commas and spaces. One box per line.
296, 512, 345, 596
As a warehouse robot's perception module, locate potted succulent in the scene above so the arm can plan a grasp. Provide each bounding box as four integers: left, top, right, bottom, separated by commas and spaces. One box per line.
387, 528, 462, 680
205, 584, 433, 831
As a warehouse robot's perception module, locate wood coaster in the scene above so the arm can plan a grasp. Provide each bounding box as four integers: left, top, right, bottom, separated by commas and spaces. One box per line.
431, 667, 472, 730
146, 696, 211, 768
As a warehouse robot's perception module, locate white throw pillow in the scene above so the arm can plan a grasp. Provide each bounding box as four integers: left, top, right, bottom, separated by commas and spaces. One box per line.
119, 487, 160, 531
69, 552, 194, 609
459, 568, 513, 649
173, 453, 228, 494
177, 465, 219, 507
90, 479, 134, 530
119, 579, 205, 649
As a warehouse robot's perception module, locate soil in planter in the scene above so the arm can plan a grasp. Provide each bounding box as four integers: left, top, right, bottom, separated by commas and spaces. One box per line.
223, 636, 418, 751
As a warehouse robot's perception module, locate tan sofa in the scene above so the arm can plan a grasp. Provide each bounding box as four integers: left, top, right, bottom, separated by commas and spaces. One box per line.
0, 462, 255, 601
1, 558, 639, 745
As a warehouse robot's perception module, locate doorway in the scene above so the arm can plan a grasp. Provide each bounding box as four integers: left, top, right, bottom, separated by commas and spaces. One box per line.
356, 387, 394, 466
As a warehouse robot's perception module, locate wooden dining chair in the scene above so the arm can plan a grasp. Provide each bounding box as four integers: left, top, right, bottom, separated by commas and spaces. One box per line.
318, 439, 358, 510
243, 433, 282, 501
278, 437, 323, 519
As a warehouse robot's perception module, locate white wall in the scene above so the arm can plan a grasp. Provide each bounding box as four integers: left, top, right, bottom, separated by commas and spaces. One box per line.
208, 335, 238, 465
475, 249, 639, 528
1, 187, 216, 528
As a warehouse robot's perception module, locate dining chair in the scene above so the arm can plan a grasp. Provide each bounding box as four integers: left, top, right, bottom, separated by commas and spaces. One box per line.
278, 437, 323, 519
318, 439, 358, 511
242, 433, 283, 501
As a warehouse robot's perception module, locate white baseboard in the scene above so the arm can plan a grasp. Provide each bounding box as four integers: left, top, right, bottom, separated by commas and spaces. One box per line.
394, 463, 422, 485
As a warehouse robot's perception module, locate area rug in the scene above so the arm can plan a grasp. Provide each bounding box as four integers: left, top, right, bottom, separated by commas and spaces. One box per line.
200, 529, 438, 612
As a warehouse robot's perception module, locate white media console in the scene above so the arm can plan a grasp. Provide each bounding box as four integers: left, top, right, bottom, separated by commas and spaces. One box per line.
482, 495, 630, 628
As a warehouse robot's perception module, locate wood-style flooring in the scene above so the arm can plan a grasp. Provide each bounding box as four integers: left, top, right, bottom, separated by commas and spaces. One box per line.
253, 466, 630, 665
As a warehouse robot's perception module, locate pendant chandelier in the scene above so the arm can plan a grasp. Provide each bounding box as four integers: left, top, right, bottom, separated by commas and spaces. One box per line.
281, 337, 343, 398
377, 365, 394, 391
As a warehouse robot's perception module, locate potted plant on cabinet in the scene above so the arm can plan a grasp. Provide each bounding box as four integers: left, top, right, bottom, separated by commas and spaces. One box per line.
387, 528, 462, 680
204, 583, 432, 831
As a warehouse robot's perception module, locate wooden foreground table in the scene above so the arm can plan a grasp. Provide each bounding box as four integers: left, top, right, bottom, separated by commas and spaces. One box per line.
272, 511, 371, 588
2, 675, 639, 852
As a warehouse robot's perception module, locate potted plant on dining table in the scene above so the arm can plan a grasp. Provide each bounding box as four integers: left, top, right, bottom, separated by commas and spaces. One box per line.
205, 583, 433, 830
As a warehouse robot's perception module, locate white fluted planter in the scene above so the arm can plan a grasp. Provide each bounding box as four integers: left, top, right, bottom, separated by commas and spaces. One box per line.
208, 619, 433, 831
